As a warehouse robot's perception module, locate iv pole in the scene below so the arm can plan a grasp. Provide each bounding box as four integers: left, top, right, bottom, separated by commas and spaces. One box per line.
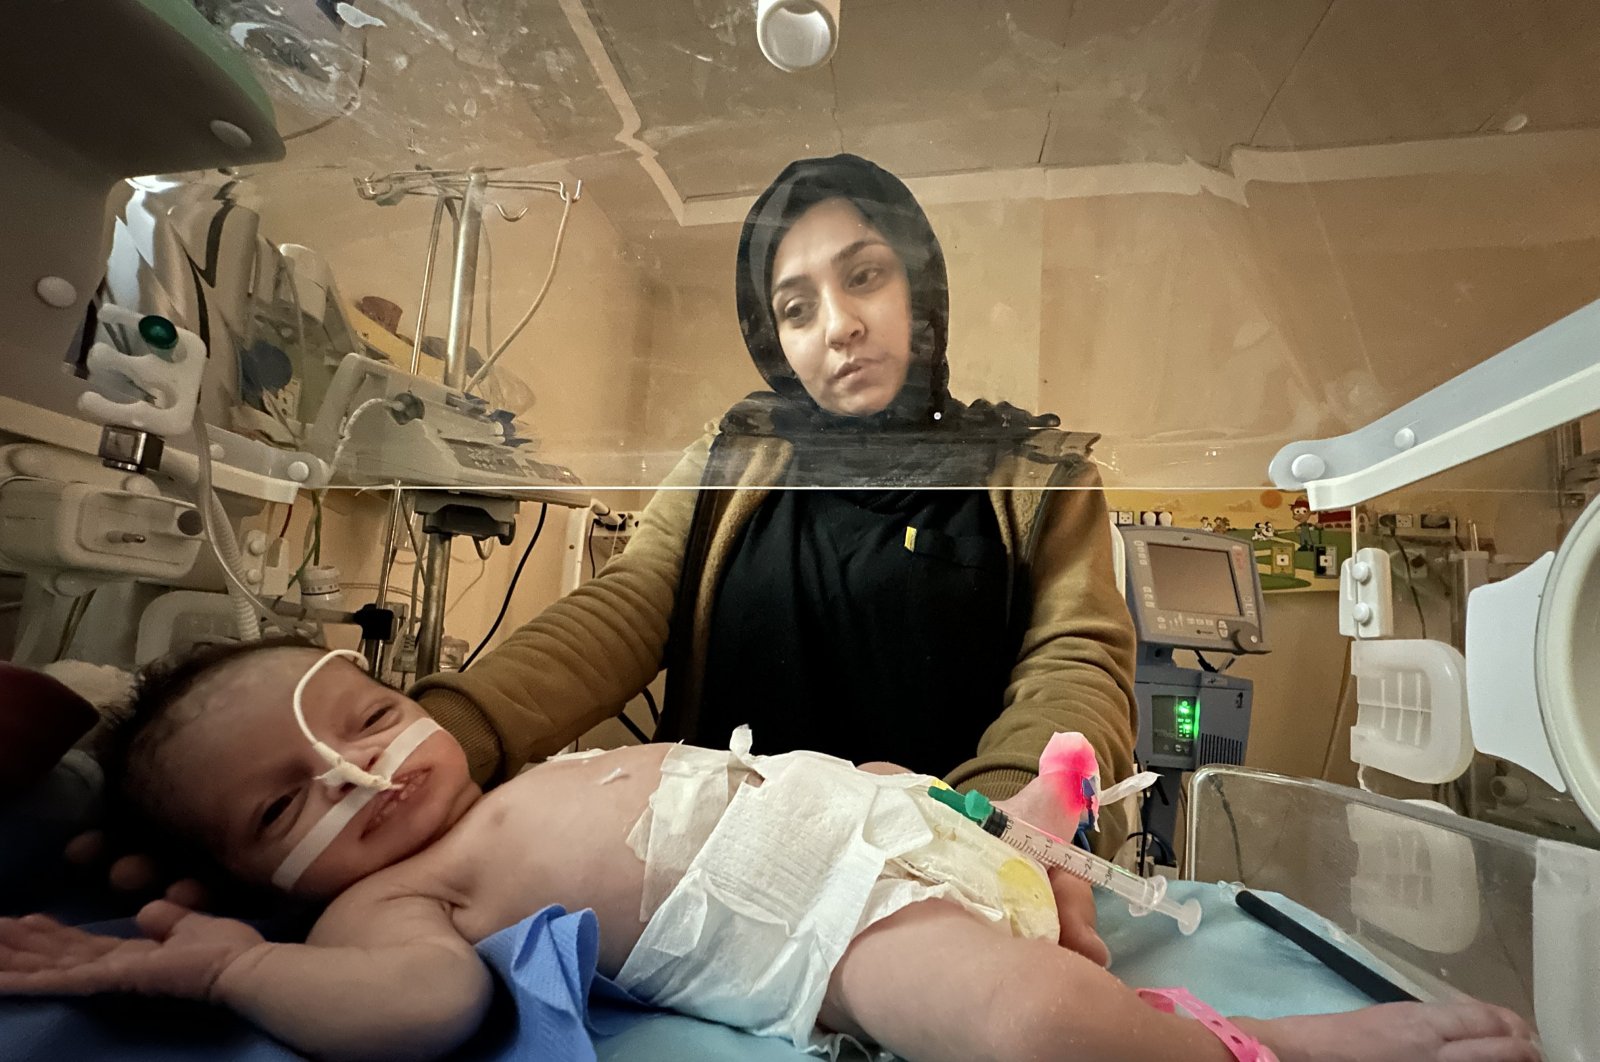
352, 167, 580, 677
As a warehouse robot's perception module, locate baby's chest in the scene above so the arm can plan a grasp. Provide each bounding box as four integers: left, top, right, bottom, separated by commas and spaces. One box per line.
429, 754, 661, 955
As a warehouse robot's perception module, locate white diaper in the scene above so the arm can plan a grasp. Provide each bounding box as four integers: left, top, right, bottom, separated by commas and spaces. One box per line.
615, 728, 1058, 1057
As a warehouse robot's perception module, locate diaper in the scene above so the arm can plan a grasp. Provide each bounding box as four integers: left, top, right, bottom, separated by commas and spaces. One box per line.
615, 728, 1058, 1057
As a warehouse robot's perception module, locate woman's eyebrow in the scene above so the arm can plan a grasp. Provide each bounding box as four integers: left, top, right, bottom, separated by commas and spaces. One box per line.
771, 238, 889, 300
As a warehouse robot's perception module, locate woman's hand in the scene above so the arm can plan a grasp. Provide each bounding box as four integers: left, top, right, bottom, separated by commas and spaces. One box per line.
1245, 1002, 1539, 1062
0, 900, 264, 1001
63, 829, 211, 909
994, 777, 1109, 967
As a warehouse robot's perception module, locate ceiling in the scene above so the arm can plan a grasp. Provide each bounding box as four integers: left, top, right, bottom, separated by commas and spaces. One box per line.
218, 0, 1600, 222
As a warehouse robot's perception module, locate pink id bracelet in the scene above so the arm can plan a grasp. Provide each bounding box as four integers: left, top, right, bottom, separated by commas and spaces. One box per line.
1137, 987, 1279, 1062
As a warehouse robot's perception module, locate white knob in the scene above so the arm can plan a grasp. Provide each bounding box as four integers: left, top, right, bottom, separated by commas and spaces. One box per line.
1352, 603, 1373, 624
210, 119, 254, 151
209, 443, 225, 459
287, 460, 311, 482
1289, 453, 1326, 481
244, 530, 269, 556
1393, 427, 1417, 450
245, 568, 263, 585
1351, 561, 1371, 584
35, 276, 78, 308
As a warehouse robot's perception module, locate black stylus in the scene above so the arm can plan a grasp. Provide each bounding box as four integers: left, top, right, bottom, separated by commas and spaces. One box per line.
1235, 890, 1419, 1004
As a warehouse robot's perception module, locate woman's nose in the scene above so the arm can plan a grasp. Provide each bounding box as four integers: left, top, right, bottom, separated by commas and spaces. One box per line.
821, 289, 865, 348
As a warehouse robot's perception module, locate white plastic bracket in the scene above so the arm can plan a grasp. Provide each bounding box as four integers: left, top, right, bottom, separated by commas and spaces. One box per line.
1269, 297, 1600, 509
76, 305, 207, 438
1465, 553, 1567, 792
1339, 547, 1395, 639
1350, 639, 1474, 784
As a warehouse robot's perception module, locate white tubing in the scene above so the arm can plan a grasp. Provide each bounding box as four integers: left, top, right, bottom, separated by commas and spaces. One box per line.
271, 716, 443, 890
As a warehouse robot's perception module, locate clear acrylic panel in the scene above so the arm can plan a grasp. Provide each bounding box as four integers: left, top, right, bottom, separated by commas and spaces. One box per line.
47, 1, 1600, 495
1188, 766, 1600, 1059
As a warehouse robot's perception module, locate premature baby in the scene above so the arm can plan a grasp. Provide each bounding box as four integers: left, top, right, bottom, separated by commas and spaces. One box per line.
0, 643, 1538, 1062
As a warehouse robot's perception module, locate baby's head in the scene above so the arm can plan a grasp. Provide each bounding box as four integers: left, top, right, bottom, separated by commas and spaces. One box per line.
107, 638, 480, 900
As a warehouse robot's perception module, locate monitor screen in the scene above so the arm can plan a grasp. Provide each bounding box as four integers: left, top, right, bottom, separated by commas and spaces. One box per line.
1147, 543, 1241, 616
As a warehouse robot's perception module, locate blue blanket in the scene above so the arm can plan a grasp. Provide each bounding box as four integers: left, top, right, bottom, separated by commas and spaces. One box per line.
0, 881, 1385, 1061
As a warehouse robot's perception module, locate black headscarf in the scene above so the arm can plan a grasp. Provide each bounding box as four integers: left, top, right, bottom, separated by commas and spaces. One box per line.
729, 154, 1059, 485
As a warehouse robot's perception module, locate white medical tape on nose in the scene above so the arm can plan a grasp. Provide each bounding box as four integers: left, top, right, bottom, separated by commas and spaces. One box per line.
270, 716, 443, 891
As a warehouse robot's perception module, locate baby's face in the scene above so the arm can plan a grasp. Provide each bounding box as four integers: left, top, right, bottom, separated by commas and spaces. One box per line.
159, 648, 480, 899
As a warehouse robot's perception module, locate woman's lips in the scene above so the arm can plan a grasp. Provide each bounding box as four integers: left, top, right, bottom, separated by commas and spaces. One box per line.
362, 767, 431, 838
833, 359, 878, 383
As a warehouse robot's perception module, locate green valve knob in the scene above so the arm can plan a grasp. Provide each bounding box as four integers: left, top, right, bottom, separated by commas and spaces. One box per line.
138, 315, 180, 357
925, 785, 995, 824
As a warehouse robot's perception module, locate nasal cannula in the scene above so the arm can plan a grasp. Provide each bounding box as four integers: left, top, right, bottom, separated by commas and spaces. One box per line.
927, 785, 1202, 936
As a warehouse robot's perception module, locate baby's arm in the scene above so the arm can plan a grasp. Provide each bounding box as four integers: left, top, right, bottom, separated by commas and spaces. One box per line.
219, 889, 491, 1061
0, 892, 490, 1062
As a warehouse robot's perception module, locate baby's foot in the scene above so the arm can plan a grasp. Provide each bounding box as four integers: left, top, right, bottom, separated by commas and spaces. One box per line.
1244, 1002, 1538, 1062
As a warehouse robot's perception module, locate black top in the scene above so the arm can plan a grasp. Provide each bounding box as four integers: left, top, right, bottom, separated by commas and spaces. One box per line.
693, 487, 1016, 776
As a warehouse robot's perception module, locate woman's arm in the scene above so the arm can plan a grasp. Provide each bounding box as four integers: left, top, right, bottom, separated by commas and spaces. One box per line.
410, 436, 712, 784
945, 463, 1139, 855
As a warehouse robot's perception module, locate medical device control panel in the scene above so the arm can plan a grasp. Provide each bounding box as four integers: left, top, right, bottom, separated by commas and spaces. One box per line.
1122, 528, 1268, 655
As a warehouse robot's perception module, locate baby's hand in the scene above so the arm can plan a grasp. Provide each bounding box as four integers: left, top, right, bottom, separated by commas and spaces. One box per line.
0, 900, 264, 1002
1248, 1001, 1539, 1062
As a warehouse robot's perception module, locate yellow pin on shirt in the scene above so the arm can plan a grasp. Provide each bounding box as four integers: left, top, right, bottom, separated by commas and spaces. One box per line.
904, 526, 918, 551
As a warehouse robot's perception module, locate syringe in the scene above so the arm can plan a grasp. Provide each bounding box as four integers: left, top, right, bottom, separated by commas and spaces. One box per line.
927, 785, 1202, 936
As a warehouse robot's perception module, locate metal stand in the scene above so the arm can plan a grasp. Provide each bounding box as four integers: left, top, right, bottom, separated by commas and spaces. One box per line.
351, 168, 577, 678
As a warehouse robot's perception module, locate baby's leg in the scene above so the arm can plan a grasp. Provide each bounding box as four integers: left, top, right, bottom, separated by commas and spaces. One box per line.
821, 900, 1539, 1062
820, 900, 1231, 1062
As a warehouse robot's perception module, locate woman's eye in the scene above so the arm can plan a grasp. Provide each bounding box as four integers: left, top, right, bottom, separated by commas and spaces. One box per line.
849, 265, 882, 288
362, 706, 394, 730
260, 795, 292, 831
779, 300, 813, 323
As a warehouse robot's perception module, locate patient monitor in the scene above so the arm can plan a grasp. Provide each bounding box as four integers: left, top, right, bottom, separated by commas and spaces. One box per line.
1121, 528, 1270, 857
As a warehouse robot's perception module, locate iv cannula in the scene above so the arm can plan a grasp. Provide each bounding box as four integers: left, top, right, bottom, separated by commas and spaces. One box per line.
927, 785, 1202, 935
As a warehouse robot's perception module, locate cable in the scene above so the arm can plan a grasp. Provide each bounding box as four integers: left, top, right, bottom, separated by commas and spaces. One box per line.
52, 591, 97, 662
281, 31, 370, 142
464, 192, 575, 392
640, 686, 660, 724
1318, 637, 1357, 780
276, 501, 295, 541
445, 558, 489, 618
1388, 530, 1429, 637
587, 519, 599, 578
328, 396, 399, 474
461, 504, 548, 669
190, 411, 271, 639
616, 713, 649, 744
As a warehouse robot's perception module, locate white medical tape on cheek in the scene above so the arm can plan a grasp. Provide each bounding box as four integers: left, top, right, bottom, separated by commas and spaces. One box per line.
270, 717, 443, 891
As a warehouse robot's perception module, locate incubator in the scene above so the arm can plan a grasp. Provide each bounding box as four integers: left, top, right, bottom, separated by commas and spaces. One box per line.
4, 0, 1600, 1058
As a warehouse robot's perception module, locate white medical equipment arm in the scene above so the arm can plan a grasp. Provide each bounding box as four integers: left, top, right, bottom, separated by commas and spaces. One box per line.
1269, 297, 1600, 510
1264, 295, 1600, 834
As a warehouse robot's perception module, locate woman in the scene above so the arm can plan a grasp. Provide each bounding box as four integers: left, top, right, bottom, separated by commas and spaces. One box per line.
412, 155, 1137, 850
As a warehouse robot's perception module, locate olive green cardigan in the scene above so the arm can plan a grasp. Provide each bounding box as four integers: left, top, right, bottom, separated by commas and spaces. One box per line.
411, 429, 1138, 853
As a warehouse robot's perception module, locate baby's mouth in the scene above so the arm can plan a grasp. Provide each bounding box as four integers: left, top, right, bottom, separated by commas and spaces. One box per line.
362, 767, 431, 837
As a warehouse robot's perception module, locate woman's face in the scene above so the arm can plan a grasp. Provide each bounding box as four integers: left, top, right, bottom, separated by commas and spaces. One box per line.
768, 197, 913, 417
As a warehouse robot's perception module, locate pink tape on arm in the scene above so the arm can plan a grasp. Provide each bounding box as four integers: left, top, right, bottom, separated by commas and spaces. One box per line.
1038, 732, 1101, 830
